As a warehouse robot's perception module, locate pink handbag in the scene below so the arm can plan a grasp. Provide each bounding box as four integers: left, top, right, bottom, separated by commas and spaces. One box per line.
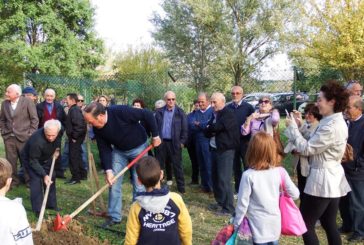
279, 167, 307, 236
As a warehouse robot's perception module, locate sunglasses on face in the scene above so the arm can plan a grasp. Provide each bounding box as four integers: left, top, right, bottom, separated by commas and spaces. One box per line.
259, 100, 270, 104
167, 98, 175, 101
78, 100, 84, 102
231, 92, 241, 95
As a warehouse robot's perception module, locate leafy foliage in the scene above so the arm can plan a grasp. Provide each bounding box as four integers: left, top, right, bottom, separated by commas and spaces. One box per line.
0, 0, 104, 88
290, 0, 364, 81
152, 0, 299, 91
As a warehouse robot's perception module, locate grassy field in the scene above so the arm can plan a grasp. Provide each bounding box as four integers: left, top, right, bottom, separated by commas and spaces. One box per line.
1, 125, 360, 245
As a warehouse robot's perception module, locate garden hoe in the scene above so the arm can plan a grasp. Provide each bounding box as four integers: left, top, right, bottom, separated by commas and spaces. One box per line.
53, 144, 153, 231
34, 148, 60, 231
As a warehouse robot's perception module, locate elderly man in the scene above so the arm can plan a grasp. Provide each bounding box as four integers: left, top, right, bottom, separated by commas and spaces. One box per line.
339, 95, 364, 242
36, 88, 66, 178
346, 81, 363, 97
20, 119, 62, 215
155, 91, 188, 193
0, 84, 39, 187
65, 93, 87, 185
22, 86, 38, 103
205, 92, 239, 216
227, 86, 254, 193
83, 102, 161, 228
36, 88, 66, 129
191, 92, 213, 192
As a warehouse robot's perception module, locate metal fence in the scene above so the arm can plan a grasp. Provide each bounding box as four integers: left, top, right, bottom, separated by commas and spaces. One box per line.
23, 67, 328, 112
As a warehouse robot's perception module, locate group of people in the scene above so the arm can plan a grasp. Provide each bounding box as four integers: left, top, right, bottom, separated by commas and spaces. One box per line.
0, 79, 363, 245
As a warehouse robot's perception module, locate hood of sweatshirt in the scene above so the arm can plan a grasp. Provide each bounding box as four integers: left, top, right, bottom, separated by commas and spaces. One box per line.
135, 187, 170, 214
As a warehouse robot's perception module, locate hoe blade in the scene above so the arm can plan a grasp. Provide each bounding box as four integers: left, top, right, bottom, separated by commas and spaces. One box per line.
53, 213, 71, 231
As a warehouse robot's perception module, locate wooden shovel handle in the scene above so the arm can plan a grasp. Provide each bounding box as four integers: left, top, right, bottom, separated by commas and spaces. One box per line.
35, 148, 60, 231
69, 145, 152, 219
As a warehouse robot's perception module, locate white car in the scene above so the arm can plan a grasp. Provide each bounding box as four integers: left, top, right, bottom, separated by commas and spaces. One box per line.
242, 93, 272, 107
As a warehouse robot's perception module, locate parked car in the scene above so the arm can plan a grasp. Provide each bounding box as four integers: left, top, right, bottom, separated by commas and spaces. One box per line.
298, 93, 319, 113
242, 93, 272, 107
262, 92, 308, 115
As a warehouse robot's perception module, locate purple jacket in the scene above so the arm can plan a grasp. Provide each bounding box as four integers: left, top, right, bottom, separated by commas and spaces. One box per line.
241, 110, 280, 137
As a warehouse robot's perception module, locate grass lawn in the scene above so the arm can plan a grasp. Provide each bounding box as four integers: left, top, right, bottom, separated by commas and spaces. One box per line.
1, 124, 359, 244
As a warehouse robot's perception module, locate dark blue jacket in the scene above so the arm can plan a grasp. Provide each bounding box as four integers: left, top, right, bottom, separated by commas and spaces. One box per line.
155, 106, 188, 153
343, 115, 364, 180
189, 107, 214, 143
93, 105, 159, 170
227, 101, 254, 141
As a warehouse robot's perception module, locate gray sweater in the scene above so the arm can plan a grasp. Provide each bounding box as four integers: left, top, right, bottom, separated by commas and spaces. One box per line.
234, 167, 299, 243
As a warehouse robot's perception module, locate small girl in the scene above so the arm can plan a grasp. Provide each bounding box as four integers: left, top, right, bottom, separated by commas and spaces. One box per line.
233, 132, 299, 245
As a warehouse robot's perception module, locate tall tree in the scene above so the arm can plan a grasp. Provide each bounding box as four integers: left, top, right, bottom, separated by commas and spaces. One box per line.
225, 0, 298, 85
0, 0, 103, 86
290, 0, 364, 81
151, 0, 227, 92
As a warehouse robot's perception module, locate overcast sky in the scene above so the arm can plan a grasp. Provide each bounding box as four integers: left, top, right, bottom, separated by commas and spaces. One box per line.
90, 0, 291, 72
90, 0, 163, 52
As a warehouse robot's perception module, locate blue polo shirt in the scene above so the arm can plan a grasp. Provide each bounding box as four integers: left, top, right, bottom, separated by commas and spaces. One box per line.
161, 107, 175, 139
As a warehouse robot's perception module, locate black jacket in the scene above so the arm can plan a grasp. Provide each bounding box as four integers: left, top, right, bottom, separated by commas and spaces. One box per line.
155, 106, 188, 153
205, 106, 239, 152
20, 128, 62, 177
36, 101, 66, 129
65, 104, 86, 140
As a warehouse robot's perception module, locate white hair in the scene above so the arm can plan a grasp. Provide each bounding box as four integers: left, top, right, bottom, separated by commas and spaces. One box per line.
8, 84, 22, 96
44, 119, 62, 132
163, 91, 176, 99
211, 92, 226, 103
44, 88, 56, 96
155, 99, 166, 109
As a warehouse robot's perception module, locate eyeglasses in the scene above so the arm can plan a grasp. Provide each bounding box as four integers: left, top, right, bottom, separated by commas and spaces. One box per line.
78, 100, 84, 102
167, 98, 175, 101
231, 92, 241, 95
259, 100, 270, 104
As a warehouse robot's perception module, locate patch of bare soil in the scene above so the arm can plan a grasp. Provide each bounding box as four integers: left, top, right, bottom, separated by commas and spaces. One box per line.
32, 219, 109, 245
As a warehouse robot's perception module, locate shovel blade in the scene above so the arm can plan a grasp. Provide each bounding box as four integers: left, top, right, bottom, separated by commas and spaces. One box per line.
53, 213, 71, 231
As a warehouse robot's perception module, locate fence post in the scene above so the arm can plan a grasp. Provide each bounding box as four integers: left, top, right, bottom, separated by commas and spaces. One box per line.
293, 66, 297, 110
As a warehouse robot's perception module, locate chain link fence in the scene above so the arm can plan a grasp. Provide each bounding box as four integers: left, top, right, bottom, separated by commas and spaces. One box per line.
23, 68, 332, 112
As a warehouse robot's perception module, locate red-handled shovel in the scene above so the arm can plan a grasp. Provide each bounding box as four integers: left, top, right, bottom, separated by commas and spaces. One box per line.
53, 144, 152, 231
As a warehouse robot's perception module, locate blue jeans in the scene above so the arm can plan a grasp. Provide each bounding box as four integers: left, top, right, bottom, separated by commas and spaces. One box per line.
196, 138, 212, 191
81, 142, 88, 171
61, 141, 88, 171
108, 142, 147, 222
254, 241, 278, 245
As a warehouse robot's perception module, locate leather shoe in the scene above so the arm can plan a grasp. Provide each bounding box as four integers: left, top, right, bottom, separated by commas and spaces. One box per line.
348, 233, 364, 242
215, 209, 233, 217
100, 219, 121, 229
208, 203, 221, 212
338, 226, 352, 234
65, 180, 80, 185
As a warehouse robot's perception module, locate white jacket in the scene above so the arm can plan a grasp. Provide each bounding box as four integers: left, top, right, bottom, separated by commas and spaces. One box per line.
0, 196, 33, 245
285, 113, 351, 197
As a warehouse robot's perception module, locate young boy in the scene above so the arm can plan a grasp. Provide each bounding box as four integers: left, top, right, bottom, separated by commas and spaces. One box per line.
125, 156, 192, 245
0, 158, 33, 245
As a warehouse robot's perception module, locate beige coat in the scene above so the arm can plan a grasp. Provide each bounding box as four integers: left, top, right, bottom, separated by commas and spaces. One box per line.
285, 113, 351, 198
0, 96, 39, 142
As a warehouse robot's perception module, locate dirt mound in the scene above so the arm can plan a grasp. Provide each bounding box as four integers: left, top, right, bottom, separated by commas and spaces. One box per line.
32, 219, 109, 245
